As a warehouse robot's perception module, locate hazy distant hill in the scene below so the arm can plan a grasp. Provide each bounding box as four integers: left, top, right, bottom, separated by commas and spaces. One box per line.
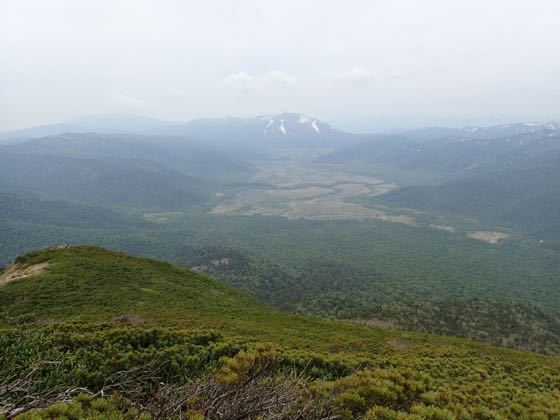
0, 151, 209, 210
401, 121, 560, 140
3, 132, 254, 180
0, 132, 259, 210
320, 127, 560, 235
0, 112, 360, 147
381, 150, 560, 234
0, 193, 142, 229
319, 129, 560, 174
0, 114, 175, 141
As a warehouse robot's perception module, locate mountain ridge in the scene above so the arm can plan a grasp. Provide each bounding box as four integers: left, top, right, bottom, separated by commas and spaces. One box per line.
4, 113, 560, 143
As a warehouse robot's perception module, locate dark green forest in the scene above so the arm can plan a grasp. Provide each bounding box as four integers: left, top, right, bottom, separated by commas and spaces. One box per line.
3, 191, 560, 355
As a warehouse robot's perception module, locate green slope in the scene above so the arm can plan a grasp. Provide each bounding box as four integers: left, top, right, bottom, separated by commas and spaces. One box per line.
0, 152, 208, 211
0, 193, 142, 229
1, 246, 560, 418
380, 160, 560, 235
0, 246, 270, 336
343, 298, 560, 355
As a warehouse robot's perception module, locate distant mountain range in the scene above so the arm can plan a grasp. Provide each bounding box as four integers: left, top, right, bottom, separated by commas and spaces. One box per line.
3, 112, 560, 143
0, 112, 346, 145
3, 112, 560, 237
319, 125, 560, 237
0, 132, 254, 210
402, 121, 560, 141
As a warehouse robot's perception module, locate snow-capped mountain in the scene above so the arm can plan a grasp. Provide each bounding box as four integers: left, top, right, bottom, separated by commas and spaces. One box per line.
0, 112, 347, 145
255, 113, 335, 138
173, 112, 351, 145
459, 121, 560, 139
403, 121, 560, 141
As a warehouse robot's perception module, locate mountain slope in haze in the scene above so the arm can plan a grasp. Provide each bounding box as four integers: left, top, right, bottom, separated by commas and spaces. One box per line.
319, 129, 560, 175
0, 114, 175, 141
0, 193, 143, 229
0, 112, 358, 147
316, 134, 418, 165
0, 132, 258, 210
381, 151, 560, 234
402, 120, 560, 140
0, 151, 208, 210
320, 128, 560, 236
2, 132, 253, 181
1, 246, 559, 418
177, 112, 353, 145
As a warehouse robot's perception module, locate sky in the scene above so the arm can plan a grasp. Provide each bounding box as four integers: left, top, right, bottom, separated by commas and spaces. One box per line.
1, 0, 560, 132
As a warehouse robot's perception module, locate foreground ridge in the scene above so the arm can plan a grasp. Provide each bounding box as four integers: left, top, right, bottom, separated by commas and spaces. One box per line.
0, 246, 559, 418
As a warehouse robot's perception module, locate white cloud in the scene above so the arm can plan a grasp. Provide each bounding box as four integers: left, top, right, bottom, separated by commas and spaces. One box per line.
217, 72, 255, 92
217, 70, 297, 93
325, 66, 373, 85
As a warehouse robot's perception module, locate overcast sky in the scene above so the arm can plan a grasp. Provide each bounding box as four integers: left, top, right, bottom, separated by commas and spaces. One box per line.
1, 0, 560, 131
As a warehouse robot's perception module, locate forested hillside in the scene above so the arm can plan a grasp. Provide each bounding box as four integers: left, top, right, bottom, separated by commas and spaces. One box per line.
320, 128, 560, 237
3, 119, 560, 360
3, 195, 560, 356
0, 132, 255, 210
345, 299, 560, 355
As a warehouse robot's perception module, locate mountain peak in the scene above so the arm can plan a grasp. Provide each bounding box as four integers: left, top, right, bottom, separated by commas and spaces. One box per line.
256, 112, 333, 137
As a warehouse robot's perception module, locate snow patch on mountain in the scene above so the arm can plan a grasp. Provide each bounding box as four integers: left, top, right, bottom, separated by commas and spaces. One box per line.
280, 120, 287, 135
312, 120, 320, 133
299, 115, 312, 124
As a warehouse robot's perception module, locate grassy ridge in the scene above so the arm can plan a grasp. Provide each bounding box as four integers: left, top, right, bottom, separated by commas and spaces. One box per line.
1, 247, 560, 418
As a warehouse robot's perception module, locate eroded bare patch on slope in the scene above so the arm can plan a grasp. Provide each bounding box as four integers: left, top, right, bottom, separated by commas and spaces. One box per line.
0, 262, 50, 286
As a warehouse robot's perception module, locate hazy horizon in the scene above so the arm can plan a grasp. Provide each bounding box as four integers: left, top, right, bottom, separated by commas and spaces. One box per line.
2, 0, 560, 131
4, 110, 560, 136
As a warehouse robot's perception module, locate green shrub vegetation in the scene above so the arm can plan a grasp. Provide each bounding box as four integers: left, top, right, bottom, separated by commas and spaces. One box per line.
1, 246, 560, 418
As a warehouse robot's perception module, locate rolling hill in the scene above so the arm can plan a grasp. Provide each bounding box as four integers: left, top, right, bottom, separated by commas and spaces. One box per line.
402, 121, 560, 141
0, 114, 174, 141
319, 128, 560, 236
0, 132, 258, 210
2, 132, 253, 181
0, 151, 208, 210
0, 193, 143, 229
1, 246, 559, 418
380, 152, 560, 234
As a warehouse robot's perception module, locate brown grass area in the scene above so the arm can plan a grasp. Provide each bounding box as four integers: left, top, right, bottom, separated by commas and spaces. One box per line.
386, 338, 411, 350
342, 318, 398, 329
0, 262, 50, 286
467, 231, 510, 244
